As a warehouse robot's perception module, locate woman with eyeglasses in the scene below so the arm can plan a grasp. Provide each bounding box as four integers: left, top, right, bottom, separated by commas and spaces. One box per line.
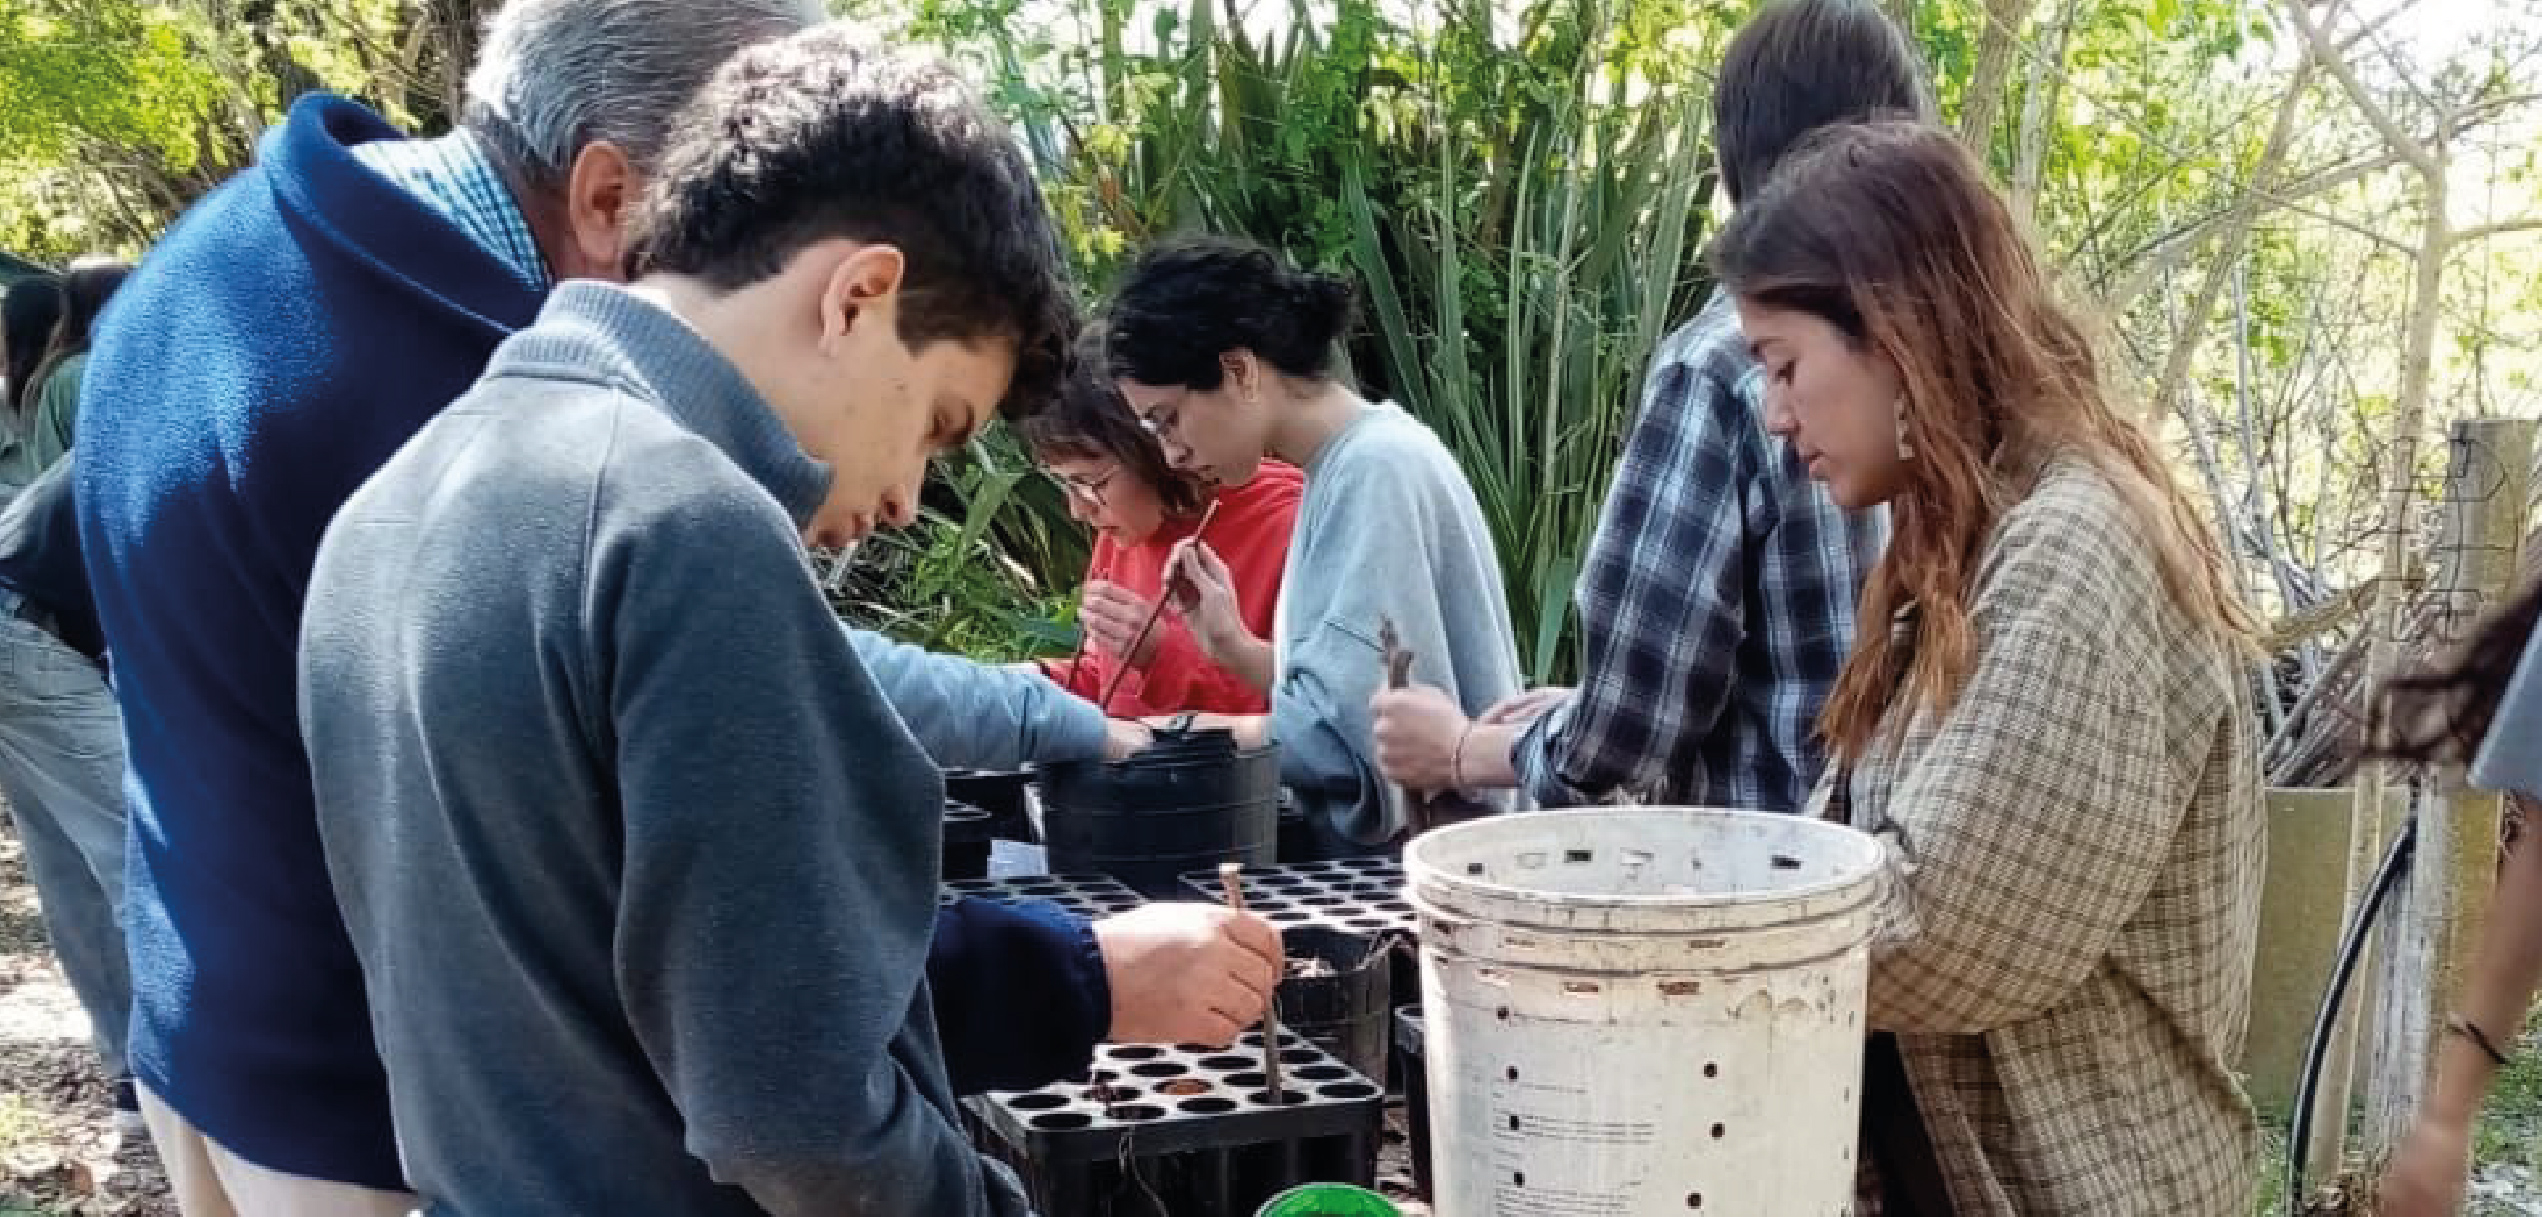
1020, 360, 1302, 717
1098, 237, 1521, 859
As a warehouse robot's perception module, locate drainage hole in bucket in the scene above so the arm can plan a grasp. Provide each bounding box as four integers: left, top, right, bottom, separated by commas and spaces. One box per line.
1770, 854, 1802, 871
1562, 980, 1602, 996
1564, 849, 1593, 864
1505, 1066, 1519, 1082
1317, 1083, 1379, 1100
1686, 1194, 1702, 1208
1129, 1063, 1190, 1078
1008, 1093, 1067, 1111
1029, 1113, 1094, 1131
1291, 1065, 1348, 1082
1464, 862, 1485, 877
1703, 1062, 1719, 1079
1247, 1089, 1308, 1106
1496, 1006, 1509, 1021
1513, 1173, 1526, 1187
1178, 1097, 1239, 1115
1711, 1123, 1726, 1139
1107, 1105, 1166, 1122
1198, 1055, 1252, 1071
1507, 1115, 1519, 1131
1105, 1045, 1164, 1061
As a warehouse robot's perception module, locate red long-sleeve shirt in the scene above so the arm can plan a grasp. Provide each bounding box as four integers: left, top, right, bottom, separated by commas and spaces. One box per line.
1044, 461, 1303, 717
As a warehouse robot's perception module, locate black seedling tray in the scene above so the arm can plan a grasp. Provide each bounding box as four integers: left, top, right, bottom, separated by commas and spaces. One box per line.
1178, 859, 1416, 938
941, 873, 1149, 921
966, 1031, 1384, 1217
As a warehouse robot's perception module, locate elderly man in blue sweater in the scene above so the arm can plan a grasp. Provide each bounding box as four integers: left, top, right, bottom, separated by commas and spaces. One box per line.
78, 0, 1270, 1209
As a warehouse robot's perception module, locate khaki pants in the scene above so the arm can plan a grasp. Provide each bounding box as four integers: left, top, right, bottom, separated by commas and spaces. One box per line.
139, 1086, 417, 1217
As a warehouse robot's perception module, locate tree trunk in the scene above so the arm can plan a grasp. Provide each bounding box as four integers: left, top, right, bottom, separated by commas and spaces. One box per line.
1956, 0, 2037, 153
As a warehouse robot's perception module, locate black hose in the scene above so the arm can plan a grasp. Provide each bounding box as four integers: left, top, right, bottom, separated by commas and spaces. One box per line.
2285, 814, 2419, 1209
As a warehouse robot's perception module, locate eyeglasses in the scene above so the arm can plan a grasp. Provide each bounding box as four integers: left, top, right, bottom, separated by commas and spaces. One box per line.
1126, 388, 1190, 444
1053, 463, 1123, 507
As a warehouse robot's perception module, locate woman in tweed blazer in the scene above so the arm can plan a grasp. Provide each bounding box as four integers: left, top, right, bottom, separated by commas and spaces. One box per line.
1712, 120, 2267, 1215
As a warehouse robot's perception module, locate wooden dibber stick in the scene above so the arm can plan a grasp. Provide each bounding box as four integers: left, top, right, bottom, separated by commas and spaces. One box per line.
1378, 617, 1430, 838
1218, 861, 1283, 1102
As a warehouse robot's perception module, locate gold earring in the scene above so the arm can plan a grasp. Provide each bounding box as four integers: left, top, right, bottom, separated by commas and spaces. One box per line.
1894, 396, 1915, 460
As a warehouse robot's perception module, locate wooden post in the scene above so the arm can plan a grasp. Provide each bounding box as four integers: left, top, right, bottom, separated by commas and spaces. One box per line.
2359, 417, 2537, 1160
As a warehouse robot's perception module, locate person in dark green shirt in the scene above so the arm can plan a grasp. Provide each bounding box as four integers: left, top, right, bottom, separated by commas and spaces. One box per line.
18, 262, 130, 479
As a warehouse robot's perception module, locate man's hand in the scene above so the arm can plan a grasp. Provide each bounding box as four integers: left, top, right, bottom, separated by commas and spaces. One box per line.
1090, 903, 1282, 1045
1482, 687, 1573, 727
2378, 1114, 2473, 1217
1079, 581, 1162, 667
1103, 718, 1153, 760
1371, 684, 1471, 791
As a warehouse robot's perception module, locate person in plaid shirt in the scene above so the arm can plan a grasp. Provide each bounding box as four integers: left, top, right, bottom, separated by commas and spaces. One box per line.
1716, 120, 2266, 1214
1369, 0, 1918, 814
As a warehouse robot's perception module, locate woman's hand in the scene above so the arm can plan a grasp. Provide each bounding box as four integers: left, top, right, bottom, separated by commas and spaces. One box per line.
1078, 580, 1163, 668
2378, 1114, 2473, 1217
1166, 541, 1252, 663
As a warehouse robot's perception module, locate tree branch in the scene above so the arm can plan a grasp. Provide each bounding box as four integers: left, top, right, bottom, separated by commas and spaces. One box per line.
2288, 0, 2439, 178
2453, 216, 2542, 247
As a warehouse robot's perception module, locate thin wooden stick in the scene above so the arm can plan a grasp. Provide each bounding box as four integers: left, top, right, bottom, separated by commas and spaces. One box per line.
1098, 499, 1221, 714
1379, 617, 1431, 838
1219, 861, 1283, 1102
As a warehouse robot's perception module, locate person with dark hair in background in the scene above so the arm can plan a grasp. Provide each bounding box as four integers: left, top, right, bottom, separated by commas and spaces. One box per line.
1714, 120, 2263, 1214
298, 27, 1275, 1215
1101, 237, 1521, 858
77, 0, 1260, 1207
0, 275, 62, 495
1371, 0, 1917, 817
18, 260, 132, 477
2, 275, 61, 427
2376, 571, 2542, 1217
1020, 360, 1302, 716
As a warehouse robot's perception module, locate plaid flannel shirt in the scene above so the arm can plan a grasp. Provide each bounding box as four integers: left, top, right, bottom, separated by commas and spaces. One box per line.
1514, 292, 1885, 811
1823, 455, 2264, 1216
351, 129, 549, 292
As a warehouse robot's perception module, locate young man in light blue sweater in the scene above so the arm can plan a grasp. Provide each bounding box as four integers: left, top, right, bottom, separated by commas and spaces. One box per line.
298, 28, 1277, 1214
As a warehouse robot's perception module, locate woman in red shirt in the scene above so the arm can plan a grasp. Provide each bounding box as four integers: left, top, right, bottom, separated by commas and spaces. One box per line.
1022, 367, 1302, 718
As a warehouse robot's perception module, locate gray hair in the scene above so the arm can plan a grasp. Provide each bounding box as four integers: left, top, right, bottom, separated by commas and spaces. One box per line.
462, 0, 826, 190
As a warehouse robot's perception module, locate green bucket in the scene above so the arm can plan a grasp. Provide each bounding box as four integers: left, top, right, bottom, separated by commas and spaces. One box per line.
1252, 1182, 1401, 1217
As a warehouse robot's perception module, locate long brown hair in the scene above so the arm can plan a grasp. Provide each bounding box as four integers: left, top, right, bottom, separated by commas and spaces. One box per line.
2375, 569, 2542, 767
1712, 121, 2256, 761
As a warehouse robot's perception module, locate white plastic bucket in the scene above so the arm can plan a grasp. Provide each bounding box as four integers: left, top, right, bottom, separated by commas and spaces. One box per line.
1405, 807, 1888, 1216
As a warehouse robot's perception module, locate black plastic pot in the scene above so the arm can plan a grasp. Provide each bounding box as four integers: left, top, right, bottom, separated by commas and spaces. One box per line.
943, 768, 1036, 842
1274, 926, 1390, 1085
1038, 728, 1280, 898
941, 800, 994, 882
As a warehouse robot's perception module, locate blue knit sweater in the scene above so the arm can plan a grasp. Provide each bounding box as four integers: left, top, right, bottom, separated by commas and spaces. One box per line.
79, 94, 1106, 1188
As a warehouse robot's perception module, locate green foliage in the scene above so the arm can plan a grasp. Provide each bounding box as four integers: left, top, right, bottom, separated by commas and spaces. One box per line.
921, 0, 1730, 681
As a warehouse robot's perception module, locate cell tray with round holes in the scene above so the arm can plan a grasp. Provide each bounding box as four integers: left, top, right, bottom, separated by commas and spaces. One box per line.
964, 1031, 1385, 1217
1178, 858, 1416, 938
940, 873, 1150, 922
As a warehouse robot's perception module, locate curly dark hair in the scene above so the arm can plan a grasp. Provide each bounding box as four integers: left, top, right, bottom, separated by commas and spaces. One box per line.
622, 24, 1074, 418
2377, 570, 2542, 767
1019, 356, 1209, 519
1100, 237, 1354, 391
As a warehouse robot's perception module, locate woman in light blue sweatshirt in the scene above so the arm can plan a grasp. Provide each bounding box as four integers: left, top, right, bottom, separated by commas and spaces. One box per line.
1099, 238, 1522, 857
2378, 569, 2542, 1216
